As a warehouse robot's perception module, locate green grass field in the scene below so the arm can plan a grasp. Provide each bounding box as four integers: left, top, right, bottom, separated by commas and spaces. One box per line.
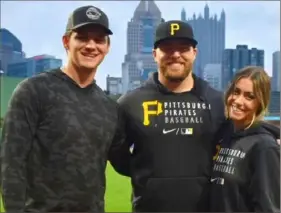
105, 163, 132, 212
0, 163, 132, 212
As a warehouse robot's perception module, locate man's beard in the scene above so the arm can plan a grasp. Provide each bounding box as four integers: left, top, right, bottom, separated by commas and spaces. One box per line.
162, 63, 193, 82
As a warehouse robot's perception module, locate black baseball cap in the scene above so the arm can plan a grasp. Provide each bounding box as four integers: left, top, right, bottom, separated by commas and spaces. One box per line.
154, 20, 197, 48
65, 5, 113, 35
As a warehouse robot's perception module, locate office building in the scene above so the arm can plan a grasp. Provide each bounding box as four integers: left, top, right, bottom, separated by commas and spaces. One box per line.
122, 0, 162, 93
272, 51, 280, 91
269, 91, 280, 115
203, 63, 222, 91
7, 54, 62, 78
106, 75, 122, 95
0, 28, 25, 73
222, 45, 264, 89
181, 4, 225, 77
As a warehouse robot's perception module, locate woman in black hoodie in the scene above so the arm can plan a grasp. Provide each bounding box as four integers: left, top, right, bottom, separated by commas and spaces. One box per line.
210, 66, 280, 212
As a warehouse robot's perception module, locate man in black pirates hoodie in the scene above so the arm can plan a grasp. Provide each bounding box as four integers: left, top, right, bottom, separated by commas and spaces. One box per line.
117, 20, 226, 212
116, 21, 280, 212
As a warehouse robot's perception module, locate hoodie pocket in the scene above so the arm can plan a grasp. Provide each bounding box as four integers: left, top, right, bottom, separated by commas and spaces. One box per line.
135, 176, 210, 212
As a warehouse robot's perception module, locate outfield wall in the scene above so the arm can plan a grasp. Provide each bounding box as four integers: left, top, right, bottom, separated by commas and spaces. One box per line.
0, 76, 26, 118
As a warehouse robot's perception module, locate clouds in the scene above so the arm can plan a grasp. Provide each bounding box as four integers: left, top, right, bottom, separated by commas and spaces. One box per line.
1, 1, 279, 89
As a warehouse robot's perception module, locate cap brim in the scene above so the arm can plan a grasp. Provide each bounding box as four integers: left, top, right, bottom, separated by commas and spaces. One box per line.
154, 37, 198, 48
71, 22, 113, 35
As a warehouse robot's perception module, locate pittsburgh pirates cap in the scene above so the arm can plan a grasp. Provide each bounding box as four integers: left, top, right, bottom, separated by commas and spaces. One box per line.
154, 20, 197, 48
65, 5, 113, 35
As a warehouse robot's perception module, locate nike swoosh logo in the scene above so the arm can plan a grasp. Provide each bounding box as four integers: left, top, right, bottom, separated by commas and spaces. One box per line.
210, 178, 218, 182
163, 128, 177, 134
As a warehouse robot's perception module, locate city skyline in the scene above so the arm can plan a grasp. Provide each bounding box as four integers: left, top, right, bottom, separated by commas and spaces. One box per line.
1, 1, 280, 89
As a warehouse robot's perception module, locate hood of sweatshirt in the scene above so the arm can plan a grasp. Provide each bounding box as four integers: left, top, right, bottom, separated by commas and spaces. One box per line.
229, 121, 280, 142
143, 72, 211, 100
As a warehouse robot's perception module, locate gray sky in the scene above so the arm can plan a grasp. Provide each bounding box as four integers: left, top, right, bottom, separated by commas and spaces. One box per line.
1, 1, 280, 89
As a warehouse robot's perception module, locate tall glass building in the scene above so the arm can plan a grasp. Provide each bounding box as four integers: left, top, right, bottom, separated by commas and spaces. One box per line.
181, 4, 225, 78
272, 51, 280, 91
0, 28, 25, 73
122, 0, 162, 93
222, 45, 264, 89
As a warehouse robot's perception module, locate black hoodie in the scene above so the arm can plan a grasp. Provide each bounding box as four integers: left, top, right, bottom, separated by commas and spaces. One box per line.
117, 72, 226, 212
210, 120, 280, 212
1, 68, 125, 212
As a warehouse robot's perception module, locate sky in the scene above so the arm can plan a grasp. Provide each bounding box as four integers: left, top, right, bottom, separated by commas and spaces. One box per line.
1, 1, 280, 89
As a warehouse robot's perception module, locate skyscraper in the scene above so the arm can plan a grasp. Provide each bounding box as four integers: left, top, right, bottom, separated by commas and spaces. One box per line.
222, 45, 264, 89
269, 91, 280, 115
181, 4, 225, 77
122, 0, 162, 93
0, 28, 25, 74
272, 51, 280, 91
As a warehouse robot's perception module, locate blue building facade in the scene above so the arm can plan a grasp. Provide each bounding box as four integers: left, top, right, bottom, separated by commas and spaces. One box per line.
1, 28, 22, 52
222, 45, 264, 89
141, 17, 154, 53
0, 28, 25, 73
268, 91, 280, 116
272, 51, 280, 91
7, 55, 62, 78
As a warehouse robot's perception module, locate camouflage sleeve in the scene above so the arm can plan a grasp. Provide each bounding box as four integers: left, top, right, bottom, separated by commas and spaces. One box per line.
0, 79, 39, 211
108, 106, 132, 177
